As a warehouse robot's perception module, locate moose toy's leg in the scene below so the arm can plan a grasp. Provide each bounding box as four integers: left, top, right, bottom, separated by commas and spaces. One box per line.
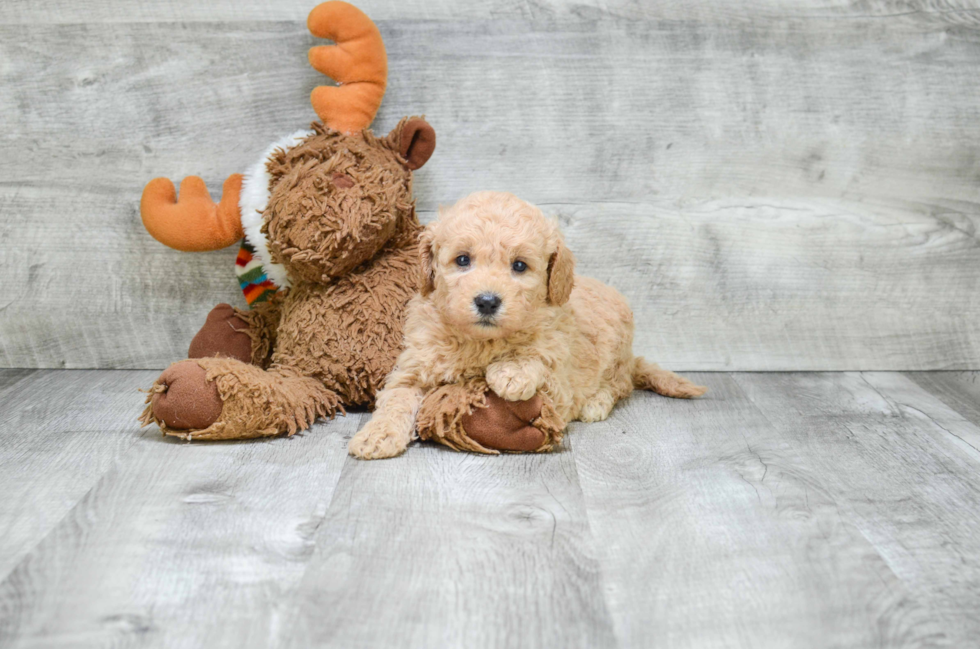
188, 298, 283, 367
140, 357, 341, 440
187, 304, 252, 364
416, 379, 566, 454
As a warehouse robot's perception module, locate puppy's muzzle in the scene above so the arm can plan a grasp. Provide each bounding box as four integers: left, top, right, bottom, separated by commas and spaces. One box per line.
474, 293, 502, 317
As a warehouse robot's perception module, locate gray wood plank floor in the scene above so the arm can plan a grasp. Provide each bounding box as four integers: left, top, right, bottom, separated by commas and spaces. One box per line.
1, 370, 978, 648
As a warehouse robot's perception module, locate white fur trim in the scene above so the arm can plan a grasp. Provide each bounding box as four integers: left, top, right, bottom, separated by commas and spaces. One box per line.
239, 129, 314, 289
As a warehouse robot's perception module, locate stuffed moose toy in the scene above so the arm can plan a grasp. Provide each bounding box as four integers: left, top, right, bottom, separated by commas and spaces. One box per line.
139, 1, 564, 455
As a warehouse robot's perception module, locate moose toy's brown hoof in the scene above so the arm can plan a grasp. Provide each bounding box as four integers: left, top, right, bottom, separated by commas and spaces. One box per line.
462, 392, 547, 452
417, 380, 565, 454
188, 304, 252, 363
151, 361, 224, 430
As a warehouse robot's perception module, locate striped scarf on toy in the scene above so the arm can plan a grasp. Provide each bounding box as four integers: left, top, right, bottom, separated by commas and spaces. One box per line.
235, 239, 279, 306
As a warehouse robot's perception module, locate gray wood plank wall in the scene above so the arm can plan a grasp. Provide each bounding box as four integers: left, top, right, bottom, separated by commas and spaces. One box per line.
2, 0, 979, 370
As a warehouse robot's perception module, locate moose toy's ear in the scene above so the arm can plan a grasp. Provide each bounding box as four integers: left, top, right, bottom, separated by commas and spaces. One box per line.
395, 118, 436, 170
547, 240, 575, 306
418, 225, 437, 296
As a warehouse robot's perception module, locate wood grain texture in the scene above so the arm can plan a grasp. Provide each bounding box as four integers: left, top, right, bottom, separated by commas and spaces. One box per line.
734, 372, 980, 648
571, 374, 948, 648
869, 371, 980, 460
2, 3, 980, 370
905, 371, 980, 430
283, 444, 617, 649
2, 370, 980, 646
0, 370, 156, 582
0, 369, 36, 394
0, 400, 359, 648
4, 0, 980, 24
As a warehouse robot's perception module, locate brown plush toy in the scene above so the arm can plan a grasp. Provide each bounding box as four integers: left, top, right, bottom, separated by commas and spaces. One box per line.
138, 1, 558, 454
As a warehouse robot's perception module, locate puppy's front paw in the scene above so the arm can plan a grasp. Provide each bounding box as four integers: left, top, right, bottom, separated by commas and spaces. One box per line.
486, 363, 540, 401
349, 419, 410, 460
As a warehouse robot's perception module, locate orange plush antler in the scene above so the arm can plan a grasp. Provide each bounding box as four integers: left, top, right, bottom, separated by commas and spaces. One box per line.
307, 1, 387, 134
140, 175, 244, 252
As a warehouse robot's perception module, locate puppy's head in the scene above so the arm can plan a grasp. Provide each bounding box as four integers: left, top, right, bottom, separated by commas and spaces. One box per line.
419, 191, 575, 340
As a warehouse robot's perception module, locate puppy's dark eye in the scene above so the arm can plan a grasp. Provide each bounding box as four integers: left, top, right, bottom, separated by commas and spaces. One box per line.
455, 255, 470, 268
512, 260, 528, 273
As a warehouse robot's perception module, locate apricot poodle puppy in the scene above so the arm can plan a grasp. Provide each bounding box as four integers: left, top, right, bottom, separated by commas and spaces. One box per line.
349, 191, 706, 459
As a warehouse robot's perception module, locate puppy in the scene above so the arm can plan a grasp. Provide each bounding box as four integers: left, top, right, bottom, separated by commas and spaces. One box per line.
349, 191, 706, 459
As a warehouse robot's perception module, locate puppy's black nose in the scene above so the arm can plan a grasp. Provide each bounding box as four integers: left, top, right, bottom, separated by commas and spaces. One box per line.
474, 293, 502, 316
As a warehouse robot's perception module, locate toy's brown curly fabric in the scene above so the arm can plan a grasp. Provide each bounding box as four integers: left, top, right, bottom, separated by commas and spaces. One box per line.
265, 122, 419, 284
143, 120, 428, 439
233, 293, 284, 367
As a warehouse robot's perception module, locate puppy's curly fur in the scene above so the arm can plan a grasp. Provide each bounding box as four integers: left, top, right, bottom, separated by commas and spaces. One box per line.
349, 191, 706, 459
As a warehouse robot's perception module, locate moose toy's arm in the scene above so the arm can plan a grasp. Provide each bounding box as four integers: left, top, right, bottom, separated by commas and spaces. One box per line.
141, 174, 245, 252
416, 380, 566, 455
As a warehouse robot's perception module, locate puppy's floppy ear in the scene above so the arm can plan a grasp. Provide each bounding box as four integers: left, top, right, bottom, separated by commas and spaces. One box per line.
418, 225, 437, 296
547, 240, 575, 306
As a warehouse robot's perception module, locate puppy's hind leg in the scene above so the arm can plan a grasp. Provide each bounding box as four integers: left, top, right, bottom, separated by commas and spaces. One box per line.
632, 358, 707, 399
579, 389, 617, 423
